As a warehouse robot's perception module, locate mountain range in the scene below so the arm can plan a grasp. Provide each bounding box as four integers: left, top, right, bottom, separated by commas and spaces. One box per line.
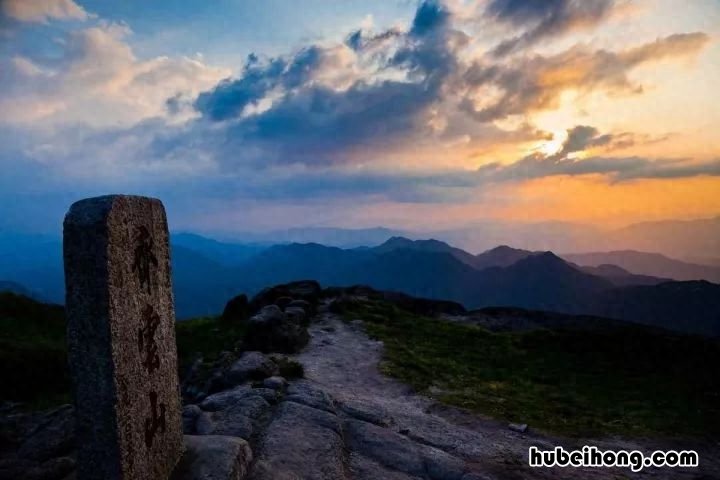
215, 216, 720, 259
2, 231, 719, 336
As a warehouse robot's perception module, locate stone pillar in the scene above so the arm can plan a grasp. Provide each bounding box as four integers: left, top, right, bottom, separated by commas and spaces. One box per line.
64, 195, 183, 480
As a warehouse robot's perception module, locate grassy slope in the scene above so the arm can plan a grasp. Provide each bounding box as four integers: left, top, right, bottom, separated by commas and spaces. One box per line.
340, 299, 720, 438
0, 293, 251, 408
0, 292, 70, 409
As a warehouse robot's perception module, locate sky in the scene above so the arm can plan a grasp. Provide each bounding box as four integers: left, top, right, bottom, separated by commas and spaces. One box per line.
0, 0, 719, 235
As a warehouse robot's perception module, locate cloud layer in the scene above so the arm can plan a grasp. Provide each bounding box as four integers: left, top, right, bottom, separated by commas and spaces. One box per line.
2, 0, 89, 23
0, 0, 717, 232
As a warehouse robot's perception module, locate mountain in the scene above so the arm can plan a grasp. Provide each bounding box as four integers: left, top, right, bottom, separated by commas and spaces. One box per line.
232, 227, 404, 248
470, 252, 612, 312
373, 237, 480, 268
591, 281, 720, 337
171, 233, 266, 266
0, 233, 64, 303
0, 281, 33, 297
563, 250, 720, 283
473, 245, 537, 269
578, 264, 669, 287
234, 242, 720, 336
606, 217, 720, 259
170, 245, 240, 319
3, 228, 719, 334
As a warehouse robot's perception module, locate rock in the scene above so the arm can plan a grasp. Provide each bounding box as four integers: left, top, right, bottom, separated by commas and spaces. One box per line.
224, 352, 278, 385
286, 299, 311, 312
274, 296, 294, 309
262, 376, 288, 391
221, 294, 250, 323
200, 387, 267, 411
349, 453, 423, 480
63, 195, 184, 480
249, 401, 345, 480
33, 457, 76, 480
423, 448, 466, 480
17, 405, 75, 462
285, 380, 335, 413
249, 281, 321, 314
0, 456, 77, 480
338, 398, 392, 427
195, 411, 254, 440
250, 388, 283, 405
508, 423, 528, 433
172, 435, 252, 480
196, 395, 271, 440
244, 306, 310, 354
182, 405, 202, 434
344, 419, 425, 478
201, 386, 279, 412
283, 306, 307, 326
345, 420, 466, 480
205, 371, 229, 395
461, 473, 496, 480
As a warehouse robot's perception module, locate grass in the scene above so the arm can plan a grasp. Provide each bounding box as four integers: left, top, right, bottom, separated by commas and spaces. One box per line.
0, 293, 253, 409
340, 298, 720, 439
175, 316, 247, 369
271, 355, 305, 379
0, 293, 70, 410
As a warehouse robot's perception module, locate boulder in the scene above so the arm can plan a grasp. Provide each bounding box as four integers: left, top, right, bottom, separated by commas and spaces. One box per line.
344, 420, 466, 480
182, 405, 202, 434
349, 453, 423, 480
249, 281, 321, 314
224, 351, 278, 385
244, 306, 310, 354
262, 376, 288, 391
171, 435, 252, 480
201, 386, 279, 412
285, 380, 335, 414
337, 398, 392, 427
197, 392, 272, 440
286, 299, 311, 312
17, 405, 75, 462
248, 401, 345, 480
283, 306, 307, 326
221, 294, 250, 323
274, 296, 294, 309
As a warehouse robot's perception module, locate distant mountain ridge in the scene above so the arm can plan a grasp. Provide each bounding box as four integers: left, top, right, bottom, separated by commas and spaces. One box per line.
563, 250, 720, 284
2, 231, 720, 334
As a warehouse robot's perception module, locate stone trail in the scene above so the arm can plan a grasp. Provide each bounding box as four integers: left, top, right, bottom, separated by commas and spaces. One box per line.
3, 302, 719, 479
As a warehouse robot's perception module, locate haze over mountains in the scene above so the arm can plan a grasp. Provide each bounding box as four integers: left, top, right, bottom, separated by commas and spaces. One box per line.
2, 225, 720, 336
220, 216, 720, 260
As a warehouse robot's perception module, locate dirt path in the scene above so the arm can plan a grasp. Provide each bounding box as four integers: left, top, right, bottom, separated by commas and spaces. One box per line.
293, 305, 719, 480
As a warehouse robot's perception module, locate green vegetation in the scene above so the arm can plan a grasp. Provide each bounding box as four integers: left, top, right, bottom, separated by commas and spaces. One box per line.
0, 292, 70, 409
0, 293, 254, 408
340, 298, 720, 438
271, 355, 305, 379
175, 316, 247, 369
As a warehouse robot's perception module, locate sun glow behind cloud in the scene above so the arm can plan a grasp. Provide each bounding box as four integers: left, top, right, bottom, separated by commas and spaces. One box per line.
0, 0, 718, 233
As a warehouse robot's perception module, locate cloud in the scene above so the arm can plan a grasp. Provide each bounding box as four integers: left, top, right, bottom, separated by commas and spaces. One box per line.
0, 0, 717, 233
475, 141, 720, 183
1, 0, 89, 23
0, 23, 230, 126
486, 0, 617, 55
461, 32, 710, 122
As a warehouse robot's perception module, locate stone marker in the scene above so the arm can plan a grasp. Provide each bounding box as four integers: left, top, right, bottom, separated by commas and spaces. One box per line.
64, 195, 183, 480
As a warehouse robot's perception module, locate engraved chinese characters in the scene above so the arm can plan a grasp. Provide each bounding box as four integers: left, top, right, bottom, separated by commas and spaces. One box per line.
64, 195, 183, 480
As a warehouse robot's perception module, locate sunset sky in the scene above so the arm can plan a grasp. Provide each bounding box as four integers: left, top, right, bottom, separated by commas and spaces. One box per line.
1, 0, 719, 234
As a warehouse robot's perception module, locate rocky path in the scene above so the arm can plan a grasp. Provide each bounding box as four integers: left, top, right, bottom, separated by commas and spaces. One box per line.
284, 305, 719, 480
3, 300, 718, 480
